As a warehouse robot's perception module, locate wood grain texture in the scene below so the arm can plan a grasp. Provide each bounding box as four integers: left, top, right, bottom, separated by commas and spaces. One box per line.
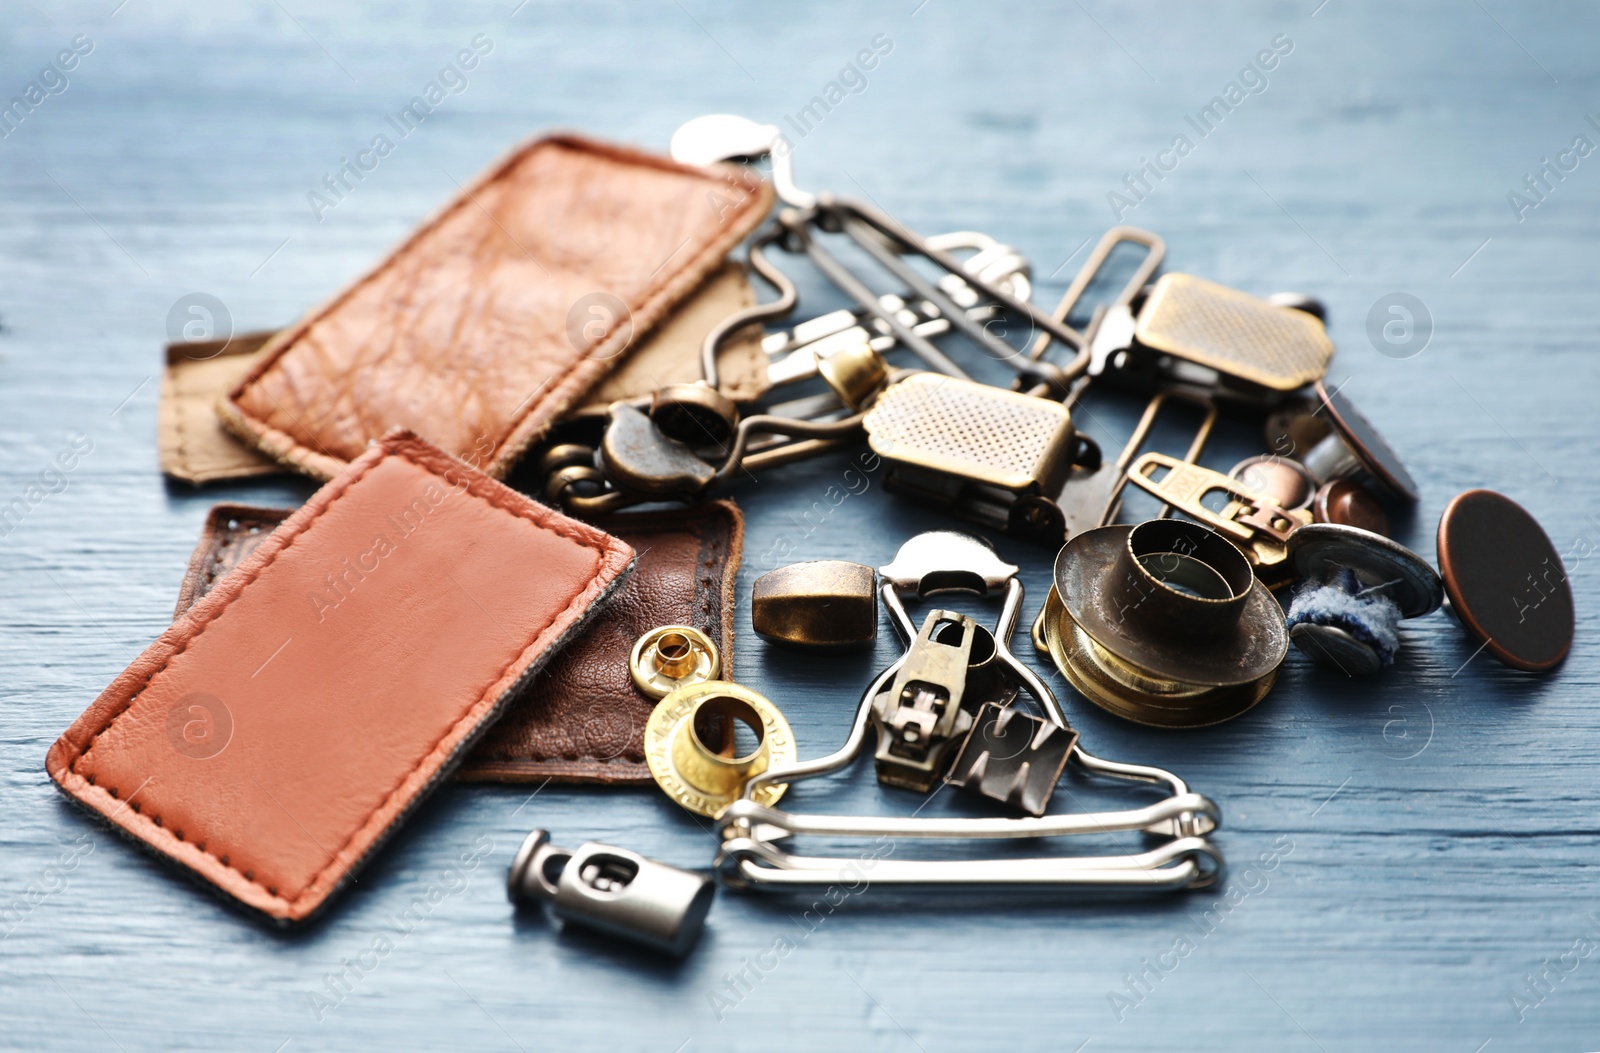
2, 1, 1597, 1050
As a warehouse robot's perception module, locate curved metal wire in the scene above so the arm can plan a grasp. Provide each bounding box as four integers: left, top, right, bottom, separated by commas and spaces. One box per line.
713, 564, 1224, 892
701, 224, 799, 389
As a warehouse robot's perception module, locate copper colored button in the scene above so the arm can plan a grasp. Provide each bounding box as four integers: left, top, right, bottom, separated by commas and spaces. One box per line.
1437, 489, 1573, 672
1311, 379, 1419, 502
1229, 455, 1316, 511
1313, 480, 1390, 536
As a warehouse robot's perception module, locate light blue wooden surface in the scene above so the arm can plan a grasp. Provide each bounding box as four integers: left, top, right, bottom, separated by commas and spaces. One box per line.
2, 1, 1598, 1050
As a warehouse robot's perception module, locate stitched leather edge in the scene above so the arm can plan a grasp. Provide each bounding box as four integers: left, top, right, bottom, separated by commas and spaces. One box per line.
46, 429, 634, 924
171, 504, 293, 617
455, 498, 743, 783
216, 134, 773, 482
159, 332, 283, 484
163, 503, 741, 783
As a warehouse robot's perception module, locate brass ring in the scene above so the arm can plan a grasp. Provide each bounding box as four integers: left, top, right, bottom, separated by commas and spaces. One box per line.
1036, 519, 1286, 729
1036, 587, 1276, 728
630, 625, 721, 699
644, 681, 796, 818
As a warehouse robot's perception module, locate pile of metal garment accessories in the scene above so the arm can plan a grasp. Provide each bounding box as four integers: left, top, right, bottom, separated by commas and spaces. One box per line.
521, 112, 1580, 956
510, 115, 1576, 958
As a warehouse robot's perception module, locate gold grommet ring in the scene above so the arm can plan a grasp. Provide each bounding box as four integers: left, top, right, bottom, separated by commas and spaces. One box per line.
644, 680, 796, 818
630, 625, 721, 699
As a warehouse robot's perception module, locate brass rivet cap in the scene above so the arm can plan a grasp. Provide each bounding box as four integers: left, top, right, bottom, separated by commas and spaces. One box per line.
630, 625, 721, 700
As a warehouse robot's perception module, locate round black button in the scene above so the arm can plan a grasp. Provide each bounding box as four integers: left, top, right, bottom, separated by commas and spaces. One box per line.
1437, 490, 1573, 672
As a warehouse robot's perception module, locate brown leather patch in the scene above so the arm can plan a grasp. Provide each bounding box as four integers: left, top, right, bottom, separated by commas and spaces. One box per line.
174, 504, 294, 615
572, 262, 767, 413
219, 134, 772, 481
50, 430, 635, 924
172, 500, 742, 785
158, 263, 767, 485
158, 332, 282, 484
460, 501, 742, 784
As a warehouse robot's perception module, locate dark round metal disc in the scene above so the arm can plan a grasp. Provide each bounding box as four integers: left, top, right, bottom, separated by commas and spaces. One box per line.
1437, 490, 1573, 672
1315, 380, 1419, 502
1313, 479, 1390, 536
1289, 623, 1383, 676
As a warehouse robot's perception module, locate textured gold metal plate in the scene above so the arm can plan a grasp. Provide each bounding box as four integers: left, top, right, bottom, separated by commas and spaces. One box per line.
1135, 273, 1334, 392
862, 373, 1075, 493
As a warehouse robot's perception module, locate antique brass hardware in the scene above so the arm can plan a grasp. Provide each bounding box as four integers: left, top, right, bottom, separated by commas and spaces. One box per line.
644, 680, 797, 818
751, 560, 877, 649
863, 373, 1094, 544
1035, 518, 1287, 728
1125, 452, 1313, 585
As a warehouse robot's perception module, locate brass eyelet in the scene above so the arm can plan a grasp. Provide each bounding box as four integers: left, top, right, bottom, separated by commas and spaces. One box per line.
630, 625, 721, 700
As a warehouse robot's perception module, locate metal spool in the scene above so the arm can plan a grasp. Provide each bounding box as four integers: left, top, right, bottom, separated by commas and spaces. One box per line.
1035, 519, 1287, 728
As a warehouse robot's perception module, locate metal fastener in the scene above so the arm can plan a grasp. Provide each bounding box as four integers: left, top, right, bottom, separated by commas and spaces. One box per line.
751, 560, 877, 649
630, 625, 721, 700
507, 830, 714, 956
644, 680, 797, 817
1035, 518, 1287, 727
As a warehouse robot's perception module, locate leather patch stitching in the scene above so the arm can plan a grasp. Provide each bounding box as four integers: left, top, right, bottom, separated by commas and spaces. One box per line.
467, 507, 731, 767
64, 436, 618, 910
458, 500, 742, 784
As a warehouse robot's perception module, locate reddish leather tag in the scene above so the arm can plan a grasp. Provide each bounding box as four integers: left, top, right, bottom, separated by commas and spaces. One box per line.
219, 134, 772, 481
171, 501, 743, 785
48, 431, 634, 924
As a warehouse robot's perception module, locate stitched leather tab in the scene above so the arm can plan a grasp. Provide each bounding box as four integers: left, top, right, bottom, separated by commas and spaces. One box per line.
47, 430, 634, 925
219, 135, 773, 481
170, 502, 743, 785
173, 504, 293, 616
461, 501, 743, 783
158, 332, 283, 484
158, 264, 767, 485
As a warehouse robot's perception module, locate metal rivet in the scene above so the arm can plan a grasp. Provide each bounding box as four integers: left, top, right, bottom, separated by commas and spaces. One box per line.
630, 625, 720, 700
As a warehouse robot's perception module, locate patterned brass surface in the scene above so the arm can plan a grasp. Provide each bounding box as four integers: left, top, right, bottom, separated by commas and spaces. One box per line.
644, 680, 795, 818
1135, 273, 1334, 392
863, 373, 1075, 493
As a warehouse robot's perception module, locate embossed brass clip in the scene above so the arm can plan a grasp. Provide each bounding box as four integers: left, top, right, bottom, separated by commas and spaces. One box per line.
863, 373, 1097, 544
1085, 273, 1333, 404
